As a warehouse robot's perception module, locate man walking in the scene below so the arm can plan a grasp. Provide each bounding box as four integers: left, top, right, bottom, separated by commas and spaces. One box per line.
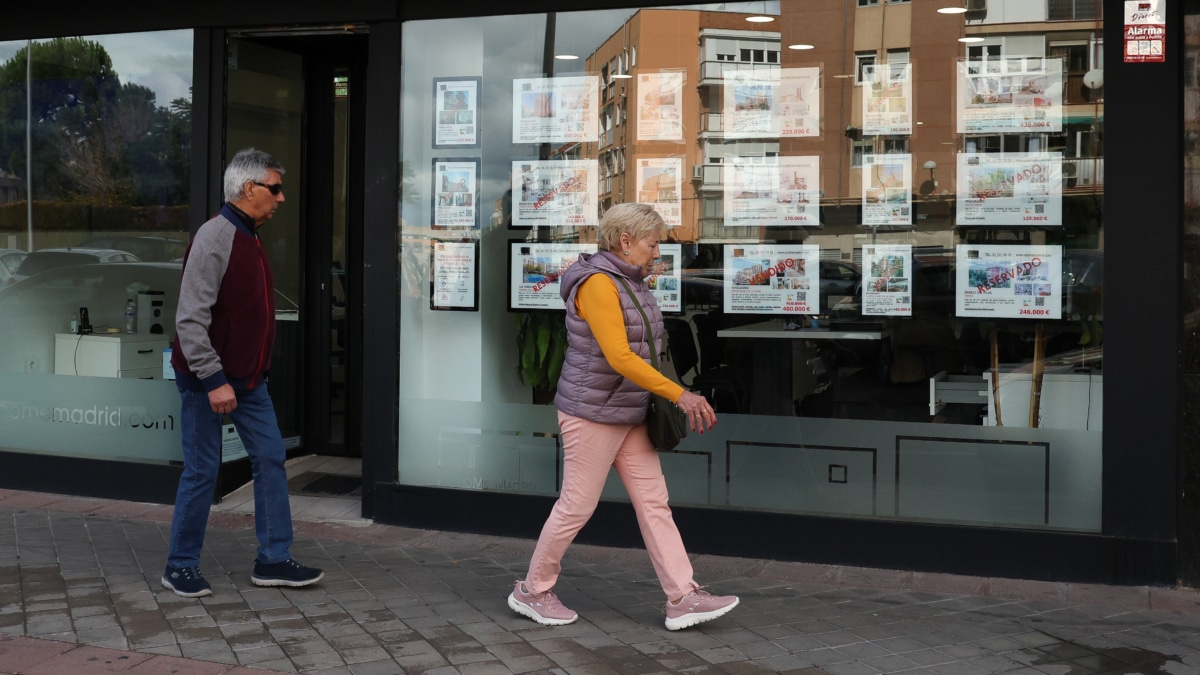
162, 148, 322, 598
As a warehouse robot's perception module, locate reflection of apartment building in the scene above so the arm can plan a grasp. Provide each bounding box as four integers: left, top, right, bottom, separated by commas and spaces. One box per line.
585, 9, 781, 242
584, 0, 1103, 248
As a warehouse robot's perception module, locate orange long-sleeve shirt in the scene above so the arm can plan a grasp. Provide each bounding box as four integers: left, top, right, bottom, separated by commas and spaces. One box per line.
576, 274, 686, 404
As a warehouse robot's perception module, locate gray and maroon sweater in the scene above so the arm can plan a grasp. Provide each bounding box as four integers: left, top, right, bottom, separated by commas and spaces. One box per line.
171, 203, 276, 392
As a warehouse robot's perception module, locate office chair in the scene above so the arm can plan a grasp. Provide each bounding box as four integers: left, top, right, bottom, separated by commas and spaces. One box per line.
663, 317, 748, 413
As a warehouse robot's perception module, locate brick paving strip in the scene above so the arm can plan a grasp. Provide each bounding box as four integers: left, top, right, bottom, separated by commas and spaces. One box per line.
2, 486, 1200, 674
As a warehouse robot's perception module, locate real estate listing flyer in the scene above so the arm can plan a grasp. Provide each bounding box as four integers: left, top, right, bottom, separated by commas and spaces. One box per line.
724, 157, 821, 227
723, 68, 779, 139
511, 160, 598, 227
956, 58, 1064, 134
862, 154, 912, 226
862, 63, 913, 136
432, 158, 479, 229
724, 244, 820, 314
955, 244, 1063, 319
779, 67, 821, 138
636, 71, 684, 142
956, 152, 1064, 227
862, 244, 913, 316
433, 77, 480, 148
509, 242, 596, 310
512, 76, 599, 143
648, 243, 682, 313
430, 240, 479, 311
636, 158, 683, 228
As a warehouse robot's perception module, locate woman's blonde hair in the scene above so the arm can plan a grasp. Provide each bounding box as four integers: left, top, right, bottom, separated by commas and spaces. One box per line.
598, 203, 667, 252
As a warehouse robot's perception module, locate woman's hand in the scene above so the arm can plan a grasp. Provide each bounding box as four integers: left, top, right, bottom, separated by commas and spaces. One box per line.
676, 391, 717, 433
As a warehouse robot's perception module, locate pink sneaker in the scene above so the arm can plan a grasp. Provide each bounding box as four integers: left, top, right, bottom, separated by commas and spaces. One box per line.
507, 580, 578, 626
664, 587, 739, 630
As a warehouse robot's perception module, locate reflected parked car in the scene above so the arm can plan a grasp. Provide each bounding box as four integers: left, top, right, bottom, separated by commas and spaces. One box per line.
819, 260, 862, 311
0, 248, 27, 285
7, 248, 141, 285
0, 263, 180, 374
683, 259, 864, 312
74, 235, 187, 263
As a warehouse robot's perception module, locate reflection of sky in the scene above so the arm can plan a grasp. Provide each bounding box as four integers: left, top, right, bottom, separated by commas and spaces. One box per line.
0, 30, 193, 106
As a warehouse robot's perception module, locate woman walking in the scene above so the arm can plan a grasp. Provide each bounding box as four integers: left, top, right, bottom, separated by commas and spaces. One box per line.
508, 203, 738, 631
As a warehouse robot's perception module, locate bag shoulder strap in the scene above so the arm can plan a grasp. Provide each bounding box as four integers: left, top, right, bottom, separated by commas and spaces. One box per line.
612, 275, 659, 371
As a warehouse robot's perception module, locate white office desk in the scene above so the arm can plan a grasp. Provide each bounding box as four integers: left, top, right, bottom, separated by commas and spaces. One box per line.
54, 332, 169, 379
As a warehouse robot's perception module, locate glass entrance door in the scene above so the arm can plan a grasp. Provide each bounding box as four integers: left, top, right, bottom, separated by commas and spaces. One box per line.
225, 33, 365, 457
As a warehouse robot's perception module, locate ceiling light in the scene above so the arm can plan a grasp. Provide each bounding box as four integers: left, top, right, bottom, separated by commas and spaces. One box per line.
612, 73, 632, 79
554, 54, 579, 60
958, 37, 985, 43
746, 15, 775, 22
937, 6, 968, 13
788, 44, 815, 50
832, 74, 854, 79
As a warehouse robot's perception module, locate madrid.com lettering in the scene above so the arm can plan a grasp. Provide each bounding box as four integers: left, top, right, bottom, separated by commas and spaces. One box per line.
976, 257, 1042, 293
0, 401, 174, 430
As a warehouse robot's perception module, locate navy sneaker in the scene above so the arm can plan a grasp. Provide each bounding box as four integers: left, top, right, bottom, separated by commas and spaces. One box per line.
251, 558, 324, 587
161, 565, 213, 598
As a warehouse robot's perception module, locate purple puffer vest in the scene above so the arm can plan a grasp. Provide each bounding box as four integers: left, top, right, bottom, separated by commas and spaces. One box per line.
553, 250, 665, 425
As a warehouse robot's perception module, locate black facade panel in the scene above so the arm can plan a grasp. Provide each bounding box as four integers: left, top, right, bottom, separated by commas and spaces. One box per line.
0, 451, 182, 504
360, 21, 402, 518
1100, 0, 1182, 542
374, 484, 1176, 585
0, 1, 398, 41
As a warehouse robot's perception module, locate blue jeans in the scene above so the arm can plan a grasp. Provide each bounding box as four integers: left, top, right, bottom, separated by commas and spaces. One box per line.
167, 383, 293, 568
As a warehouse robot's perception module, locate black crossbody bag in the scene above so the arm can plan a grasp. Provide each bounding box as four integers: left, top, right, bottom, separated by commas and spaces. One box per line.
614, 276, 688, 452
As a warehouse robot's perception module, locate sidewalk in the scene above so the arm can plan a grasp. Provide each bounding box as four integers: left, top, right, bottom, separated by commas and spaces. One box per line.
2, 487, 1200, 675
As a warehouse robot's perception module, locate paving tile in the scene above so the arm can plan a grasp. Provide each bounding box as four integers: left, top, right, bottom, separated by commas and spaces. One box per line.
7, 497, 1200, 675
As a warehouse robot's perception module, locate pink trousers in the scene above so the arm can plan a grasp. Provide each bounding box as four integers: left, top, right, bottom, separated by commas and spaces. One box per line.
525, 411, 697, 600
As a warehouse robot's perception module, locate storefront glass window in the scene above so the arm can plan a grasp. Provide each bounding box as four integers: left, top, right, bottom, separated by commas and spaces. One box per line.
398, 0, 1104, 532
0, 31, 192, 462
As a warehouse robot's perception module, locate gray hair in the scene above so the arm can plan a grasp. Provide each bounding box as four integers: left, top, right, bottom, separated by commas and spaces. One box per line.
223, 148, 285, 203
598, 203, 666, 252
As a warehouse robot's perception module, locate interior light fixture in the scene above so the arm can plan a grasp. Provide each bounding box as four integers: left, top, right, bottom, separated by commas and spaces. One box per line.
937, 6, 968, 13
832, 74, 854, 79
554, 54, 579, 60
788, 44, 815, 50
612, 73, 633, 79
958, 37, 985, 43
746, 15, 775, 22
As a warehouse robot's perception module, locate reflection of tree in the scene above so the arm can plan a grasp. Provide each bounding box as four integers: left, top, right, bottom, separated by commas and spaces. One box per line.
0, 38, 191, 207
399, 161, 420, 205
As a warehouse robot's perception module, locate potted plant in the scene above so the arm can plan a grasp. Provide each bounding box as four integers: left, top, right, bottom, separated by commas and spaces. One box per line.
516, 310, 568, 404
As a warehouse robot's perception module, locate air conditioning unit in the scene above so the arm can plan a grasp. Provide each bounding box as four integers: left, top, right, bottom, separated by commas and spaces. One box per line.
692, 165, 705, 181
966, 0, 986, 12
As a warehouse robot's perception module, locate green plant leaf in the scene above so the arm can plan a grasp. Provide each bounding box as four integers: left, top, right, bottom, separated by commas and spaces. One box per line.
521, 320, 542, 387
547, 329, 567, 385
535, 315, 552, 368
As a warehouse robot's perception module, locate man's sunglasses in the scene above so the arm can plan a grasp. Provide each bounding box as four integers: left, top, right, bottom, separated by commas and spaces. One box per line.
252, 181, 284, 196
